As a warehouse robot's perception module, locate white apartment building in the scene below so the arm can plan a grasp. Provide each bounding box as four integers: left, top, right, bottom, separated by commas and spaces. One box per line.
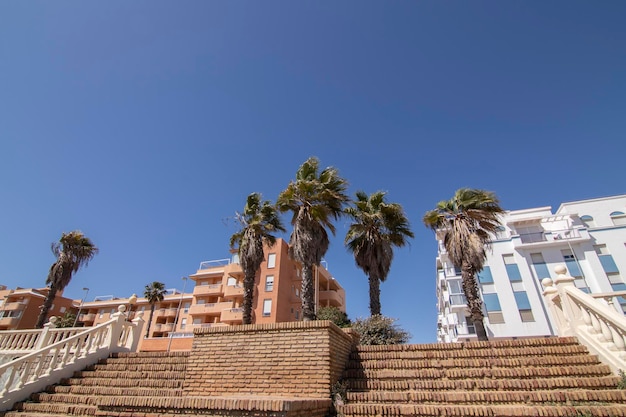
436, 194, 626, 343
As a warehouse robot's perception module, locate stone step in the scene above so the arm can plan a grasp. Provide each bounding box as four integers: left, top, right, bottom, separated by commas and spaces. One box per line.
85, 362, 187, 372
72, 369, 184, 380
48, 384, 182, 397
343, 363, 612, 380
345, 389, 626, 404
346, 375, 621, 391
62, 376, 184, 389
345, 354, 600, 370
11, 402, 97, 416
336, 403, 626, 417
350, 344, 590, 360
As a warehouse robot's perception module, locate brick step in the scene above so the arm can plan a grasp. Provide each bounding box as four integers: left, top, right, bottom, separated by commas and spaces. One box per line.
346, 375, 621, 391
11, 402, 96, 416
108, 351, 190, 358
97, 355, 189, 365
345, 389, 626, 404
30, 394, 98, 406
4, 413, 75, 417
48, 385, 182, 397
350, 344, 590, 361
343, 364, 612, 380
345, 354, 600, 370
72, 369, 184, 380
62, 376, 184, 389
336, 403, 626, 417
85, 362, 187, 372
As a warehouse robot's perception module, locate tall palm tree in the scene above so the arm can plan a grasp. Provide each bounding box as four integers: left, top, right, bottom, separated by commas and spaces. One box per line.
230, 193, 285, 324
144, 281, 166, 337
423, 188, 504, 341
277, 157, 349, 321
345, 191, 414, 316
36, 231, 98, 328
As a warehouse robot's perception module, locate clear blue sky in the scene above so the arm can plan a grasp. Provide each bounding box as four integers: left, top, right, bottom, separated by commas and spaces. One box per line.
1, 1, 624, 343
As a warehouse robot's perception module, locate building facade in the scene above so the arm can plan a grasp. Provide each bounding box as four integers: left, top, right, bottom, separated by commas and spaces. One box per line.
0, 286, 76, 330
1, 238, 346, 351
436, 194, 626, 343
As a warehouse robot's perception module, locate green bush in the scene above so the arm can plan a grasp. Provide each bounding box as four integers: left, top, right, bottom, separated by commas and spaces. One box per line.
317, 306, 351, 328
352, 315, 410, 345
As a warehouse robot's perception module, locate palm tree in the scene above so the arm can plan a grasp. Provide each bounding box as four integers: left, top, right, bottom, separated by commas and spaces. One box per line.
423, 188, 504, 341
277, 157, 349, 321
36, 231, 98, 328
344, 191, 414, 316
144, 281, 166, 337
230, 193, 285, 324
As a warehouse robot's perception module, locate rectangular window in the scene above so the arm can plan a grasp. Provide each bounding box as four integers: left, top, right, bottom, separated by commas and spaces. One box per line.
514, 291, 531, 310
267, 253, 276, 268
183, 302, 190, 313
530, 252, 551, 280
503, 254, 522, 282
265, 275, 274, 292
561, 249, 582, 277
98, 309, 104, 318
477, 266, 493, 284
610, 281, 626, 312
180, 318, 187, 330
599, 255, 620, 274
227, 276, 237, 286
262, 299, 272, 316
483, 293, 501, 312
448, 280, 467, 305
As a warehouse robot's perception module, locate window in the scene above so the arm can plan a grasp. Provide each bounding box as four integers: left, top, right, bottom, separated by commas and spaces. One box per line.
448, 280, 467, 306
477, 266, 493, 284
514, 291, 535, 322
464, 316, 476, 334
98, 309, 104, 318
265, 275, 274, 292
180, 318, 187, 330
610, 211, 626, 226
493, 226, 507, 240
295, 310, 299, 320
580, 215, 595, 228
60, 307, 66, 313
594, 245, 620, 274
530, 253, 550, 280
483, 293, 502, 312
503, 254, 522, 282
262, 299, 272, 316
183, 302, 190, 313
267, 253, 276, 268
561, 249, 583, 278
109, 308, 115, 318
227, 276, 237, 286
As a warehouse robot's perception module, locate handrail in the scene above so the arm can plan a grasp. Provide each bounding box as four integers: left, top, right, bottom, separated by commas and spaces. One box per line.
542, 265, 626, 375
0, 306, 144, 411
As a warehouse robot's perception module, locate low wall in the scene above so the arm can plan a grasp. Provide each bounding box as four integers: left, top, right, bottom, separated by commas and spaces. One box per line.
139, 337, 193, 352
183, 320, 357, 399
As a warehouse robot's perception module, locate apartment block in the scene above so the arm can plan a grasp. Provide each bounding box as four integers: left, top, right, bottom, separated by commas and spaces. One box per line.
436, 194, 626, 343
0, 286, 76, 330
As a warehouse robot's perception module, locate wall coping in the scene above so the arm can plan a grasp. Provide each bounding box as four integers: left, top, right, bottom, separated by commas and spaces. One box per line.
193, 320, 353, 340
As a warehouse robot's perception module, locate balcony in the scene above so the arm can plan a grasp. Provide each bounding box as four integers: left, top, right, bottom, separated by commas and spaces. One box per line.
513, 228, 590, 249
157, 308, 178, 318
79, 313, 96, 323
221, 307, 243, 323
198, 258, 231, 271
194, 284, 223, 296
0, 317, 20, 327
1, 302, 26, 312
188, 301, 234, 316
319, 290, 343, 307
224, 285, 244, 298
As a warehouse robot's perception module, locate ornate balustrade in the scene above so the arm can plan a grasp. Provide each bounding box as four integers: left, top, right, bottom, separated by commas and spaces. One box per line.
0, 306, 144, 411
542, 265, 626, 375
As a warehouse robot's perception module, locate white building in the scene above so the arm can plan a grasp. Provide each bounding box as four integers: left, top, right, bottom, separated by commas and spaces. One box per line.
436, 194, 626, 343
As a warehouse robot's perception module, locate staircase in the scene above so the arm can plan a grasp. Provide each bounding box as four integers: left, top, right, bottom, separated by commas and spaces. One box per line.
3, 337, 626, 417
337, 336, 626, 417
3, 351, 189, 417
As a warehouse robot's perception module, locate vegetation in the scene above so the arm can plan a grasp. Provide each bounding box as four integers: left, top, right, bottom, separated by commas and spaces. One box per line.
618, 370, 626, 389
230, 193, 285, 324
317, 306, 351, 328
423, 188, 504, 341
344, 191, 413, 316
277, 157, 349, 320
36, 231, 98, 328
55, 312, 77, 328
352, 314, 410, 345
144, 281, 167, 337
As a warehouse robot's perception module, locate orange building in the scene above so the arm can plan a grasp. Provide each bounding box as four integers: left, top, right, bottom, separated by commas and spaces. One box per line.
0, 285, 77, 330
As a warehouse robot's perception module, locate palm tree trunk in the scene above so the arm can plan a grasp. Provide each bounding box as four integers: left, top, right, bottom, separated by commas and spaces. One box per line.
145, 304, 155, 338
369, 276, 382, 316
461, 261, 489, 341
301, 264, 316, 321
242, 271, 255, 324
35, 283, 58, 328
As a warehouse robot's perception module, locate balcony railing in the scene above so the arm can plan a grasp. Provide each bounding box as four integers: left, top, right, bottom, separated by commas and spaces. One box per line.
198, 258, 232, 270
0, 302, 27, 312
193, 284, 223, 296
188, 301, 234, 316
221, 308, 243, 323
319, 290, 343, 307
223, 285, 244, 298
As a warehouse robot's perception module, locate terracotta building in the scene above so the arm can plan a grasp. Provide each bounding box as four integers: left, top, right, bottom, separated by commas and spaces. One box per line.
0, 285, 77, 330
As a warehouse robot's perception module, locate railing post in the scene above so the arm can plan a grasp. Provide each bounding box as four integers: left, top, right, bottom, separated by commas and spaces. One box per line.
107, 306, 127, 352
552, 265, 579, 336
126, 312, 145, 352
34, 317, 58, 350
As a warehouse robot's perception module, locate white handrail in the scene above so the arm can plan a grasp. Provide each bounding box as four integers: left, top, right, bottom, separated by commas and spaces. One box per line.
0, 306, 144, 411
542, 265, 626, 375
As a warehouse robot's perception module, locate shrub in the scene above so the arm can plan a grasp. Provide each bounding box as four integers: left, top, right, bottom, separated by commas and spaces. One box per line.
352, 315, 410, 345
317, 306, 351, 328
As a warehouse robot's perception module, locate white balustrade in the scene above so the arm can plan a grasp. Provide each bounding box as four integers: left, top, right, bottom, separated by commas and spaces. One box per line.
0, 306, 144, 411
542, 265, 626, 375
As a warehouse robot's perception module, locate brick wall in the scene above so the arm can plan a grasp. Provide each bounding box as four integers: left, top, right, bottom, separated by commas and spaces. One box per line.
183, 320, 357, 398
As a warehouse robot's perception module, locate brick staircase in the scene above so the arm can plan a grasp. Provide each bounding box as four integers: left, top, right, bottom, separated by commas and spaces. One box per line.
337, 336, 626, 417
3, 336, 626, 417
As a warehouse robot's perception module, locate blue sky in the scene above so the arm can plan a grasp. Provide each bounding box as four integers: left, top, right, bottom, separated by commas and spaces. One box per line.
1, 1, 624, 343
